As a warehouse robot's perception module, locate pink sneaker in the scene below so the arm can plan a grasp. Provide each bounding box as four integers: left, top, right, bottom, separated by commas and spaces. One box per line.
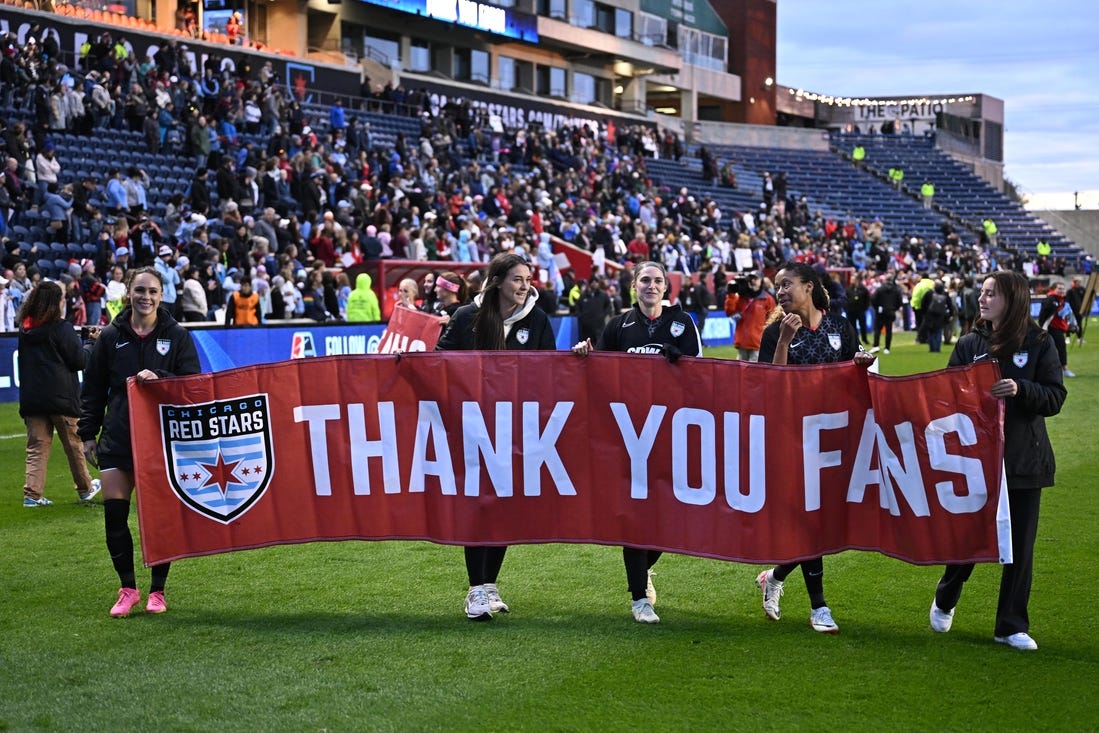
145, 591, 168, 614
110, 588, 142, 617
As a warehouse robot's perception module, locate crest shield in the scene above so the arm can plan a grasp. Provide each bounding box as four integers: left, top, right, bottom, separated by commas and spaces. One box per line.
828, 333, 842, 350
160, 395, 274, 524
670, 321, 685, 337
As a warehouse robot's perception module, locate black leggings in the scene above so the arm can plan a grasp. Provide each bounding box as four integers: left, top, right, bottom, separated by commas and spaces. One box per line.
464, 545, 507, 586
773, 556, 827, 609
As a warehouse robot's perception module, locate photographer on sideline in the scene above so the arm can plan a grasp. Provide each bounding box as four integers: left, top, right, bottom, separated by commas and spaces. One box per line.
724, 271, 775, 361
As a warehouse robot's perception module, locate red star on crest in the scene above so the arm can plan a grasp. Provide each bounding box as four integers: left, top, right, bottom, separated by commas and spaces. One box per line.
198, 451, 244, 497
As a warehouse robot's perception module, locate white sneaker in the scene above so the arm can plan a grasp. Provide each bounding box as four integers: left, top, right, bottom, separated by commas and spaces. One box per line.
810, 606, 839, 634
645, 570, 657, 606
756, 569, 783, 620
883, 349, 891, 354
1063, 368, 1076, 378
869, 346, 881, 354
994, 632, 1037, 651
464, 586, 492, 621
80, 478, 102, 502
929, 601, 954, 633
484, 583, 509, 614
631, 599, 660, 624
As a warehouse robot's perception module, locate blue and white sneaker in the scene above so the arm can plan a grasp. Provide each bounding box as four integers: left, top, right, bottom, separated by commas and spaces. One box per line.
23, 496, 54, 507
80, 479, 102, 502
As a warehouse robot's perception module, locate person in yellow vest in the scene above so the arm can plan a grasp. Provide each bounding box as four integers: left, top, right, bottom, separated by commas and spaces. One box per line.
889, 167, 904, 189
1036, 239, 1051, 258
852, 144, 866, 168
920, 180, 935, 209
225, 278, 262, 326
982, 218, 998, 248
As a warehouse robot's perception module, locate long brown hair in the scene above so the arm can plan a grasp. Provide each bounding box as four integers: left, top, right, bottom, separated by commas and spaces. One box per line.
472, 253, 530, 349
979, 270, 1035, 359
17, 280, 64, 325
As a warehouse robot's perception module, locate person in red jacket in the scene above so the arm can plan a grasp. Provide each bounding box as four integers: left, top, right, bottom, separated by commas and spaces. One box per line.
723, 272, 775, 361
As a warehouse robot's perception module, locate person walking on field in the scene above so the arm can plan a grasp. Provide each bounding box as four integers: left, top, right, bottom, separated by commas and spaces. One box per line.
435, 253, 557, 621
572, 260, 702, 624
754, 262, 876, 634
929, 271, 1066, 651
17, 281, 102, 507
79, 267, 200, 617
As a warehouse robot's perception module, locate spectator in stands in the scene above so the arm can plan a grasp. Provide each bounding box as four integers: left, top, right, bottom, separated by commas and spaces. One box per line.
851, 144, 866, 168
34, 141, 60, 207
921, 179, 935, 209
931, 270, 1066, 651
225, 276, 261, 325
755, 262, 874, 634
180, 266, 208, 323
345, 272, 380, 322
437, 252, 556, 621
187, 167, 211, 216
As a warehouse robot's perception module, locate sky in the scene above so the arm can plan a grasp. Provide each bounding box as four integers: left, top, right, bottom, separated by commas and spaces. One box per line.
774, 0, 1099, 210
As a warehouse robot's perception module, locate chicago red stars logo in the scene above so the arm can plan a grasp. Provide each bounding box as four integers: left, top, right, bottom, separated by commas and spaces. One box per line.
161, 395, 274, 524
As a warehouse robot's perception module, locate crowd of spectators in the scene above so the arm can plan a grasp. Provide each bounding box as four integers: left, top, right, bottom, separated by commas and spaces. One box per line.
0, 25, 1090, 335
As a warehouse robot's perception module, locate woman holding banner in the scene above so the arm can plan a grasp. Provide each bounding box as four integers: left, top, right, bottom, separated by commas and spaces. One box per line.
79, 267, 201, 618
929, 270, 1065, 651
754, 261, 875, 634
436, 253, 556, 620
572, 260, 702, 624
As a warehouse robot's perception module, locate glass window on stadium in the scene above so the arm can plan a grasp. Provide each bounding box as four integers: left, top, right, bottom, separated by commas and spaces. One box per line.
573, 0, 594, 28
615, 8, 632, 38
364, 32, 401, 68
572, 72, 595, 105
537, 66, 567, 98
537, 0, 566, 20
678, 26, 726, 72
409, 40, 431, 72
494, 0, 515, 6
638, 12, 667, 46
498, 56, 516, 91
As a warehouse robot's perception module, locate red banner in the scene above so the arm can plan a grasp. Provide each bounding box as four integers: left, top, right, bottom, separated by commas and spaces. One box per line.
375, 306, 444, 354
130, 354, 1008, 567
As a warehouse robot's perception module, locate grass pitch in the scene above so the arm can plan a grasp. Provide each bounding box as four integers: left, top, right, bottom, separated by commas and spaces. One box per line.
1, 329, 1096, 732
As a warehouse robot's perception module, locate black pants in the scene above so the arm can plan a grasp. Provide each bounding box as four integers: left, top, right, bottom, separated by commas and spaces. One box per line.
624, 547, 662, 601
465, 545, 506, 586
873, 311, 894, 350
934, 488, 1041, 637
848, 310, 869, 342
1048, 328, 1068, 368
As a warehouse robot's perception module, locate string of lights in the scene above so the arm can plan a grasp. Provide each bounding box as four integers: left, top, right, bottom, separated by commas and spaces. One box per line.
786, 89, 977, 108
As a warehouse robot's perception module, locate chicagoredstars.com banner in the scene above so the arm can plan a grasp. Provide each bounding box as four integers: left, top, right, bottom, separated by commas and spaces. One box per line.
129, 354, 1009, 567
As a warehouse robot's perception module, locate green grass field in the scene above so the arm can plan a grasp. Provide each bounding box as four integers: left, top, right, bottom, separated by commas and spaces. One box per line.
1, 329, 1096, 732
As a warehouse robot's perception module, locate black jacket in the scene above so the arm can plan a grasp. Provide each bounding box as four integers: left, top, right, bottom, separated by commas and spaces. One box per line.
79, 307, 201, 458
18, 319, 90, 418
948, 324, 1066, 489
598, 303, 702, 357
436, 294, 556, 352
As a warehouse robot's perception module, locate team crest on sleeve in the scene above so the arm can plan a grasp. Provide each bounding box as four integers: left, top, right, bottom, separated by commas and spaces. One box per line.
156, 338, 171, 356
670, 321, 685, 337
828, 333, 842, 350
1013, 352, 1028, 368
160, 395, 274, 524
516, 327, 529, 344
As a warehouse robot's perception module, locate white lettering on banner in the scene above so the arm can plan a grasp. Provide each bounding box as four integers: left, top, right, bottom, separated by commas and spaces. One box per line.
347, 402, 401, 495
293, 403, 342, 496
409, 401, 457, 495
724, 413, 766, 513
291, 398, 988, 516
802, 412, 848, 512
925, 413, 988, 513
297, 400, 576, 498
609, 403, 666, 500
612, 404, 768, 510
522, 401, 576, 496
671, 408, 716, 506
375, 331, 427, 355
165, 400, 266, 439
463, 402, 514, 497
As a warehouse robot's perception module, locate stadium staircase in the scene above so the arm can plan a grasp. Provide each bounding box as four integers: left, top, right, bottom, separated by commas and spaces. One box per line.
831, 132, 1079, 258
